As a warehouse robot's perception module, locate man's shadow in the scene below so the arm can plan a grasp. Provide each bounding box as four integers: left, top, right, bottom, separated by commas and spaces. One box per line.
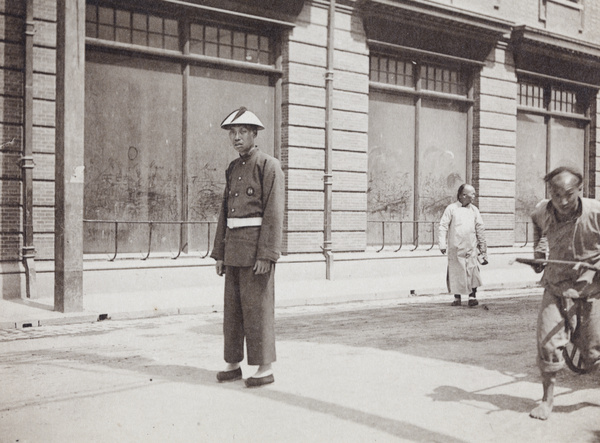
25, 348, 468, 443
428, 384, 599, 415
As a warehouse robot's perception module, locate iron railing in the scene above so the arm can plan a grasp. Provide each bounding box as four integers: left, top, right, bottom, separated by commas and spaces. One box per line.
368, 220, 535, 252
80, 218, 536, 261
83, 219, 217, 261
515, 221, 534, 247
367, 220, 438, 252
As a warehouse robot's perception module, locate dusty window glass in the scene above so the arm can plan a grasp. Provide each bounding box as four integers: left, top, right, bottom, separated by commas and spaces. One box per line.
550, 118, 585, 171
516, 80, 591, 243
368, 92, 416, 246
419, 99, 467, 222
516, 113, 546, 243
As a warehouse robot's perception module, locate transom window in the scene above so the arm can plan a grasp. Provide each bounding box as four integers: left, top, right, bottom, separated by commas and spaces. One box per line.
421, 64, 466, 95
370, 55, 413, 87
86, 1, 273, 65
189, 24, 271, 64
86, 4, 179, 50
370, 54, 468, 96
518, 81, 586, 115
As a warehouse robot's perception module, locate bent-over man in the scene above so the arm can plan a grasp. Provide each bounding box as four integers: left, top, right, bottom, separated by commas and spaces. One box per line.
529, 166, 600, 420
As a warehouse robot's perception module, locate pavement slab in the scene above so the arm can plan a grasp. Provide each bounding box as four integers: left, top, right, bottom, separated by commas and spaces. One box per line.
0, 296, 599, 442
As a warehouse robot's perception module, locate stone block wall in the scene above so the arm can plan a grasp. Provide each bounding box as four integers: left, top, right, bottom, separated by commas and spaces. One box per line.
473, 41, 518, 247
282, 1, 369, 254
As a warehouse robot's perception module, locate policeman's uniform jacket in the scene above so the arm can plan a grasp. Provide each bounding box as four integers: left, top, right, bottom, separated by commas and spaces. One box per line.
210, 147, 284, 266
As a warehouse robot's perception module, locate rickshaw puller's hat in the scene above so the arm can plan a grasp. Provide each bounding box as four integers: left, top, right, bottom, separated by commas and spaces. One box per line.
220, 107, 264, 130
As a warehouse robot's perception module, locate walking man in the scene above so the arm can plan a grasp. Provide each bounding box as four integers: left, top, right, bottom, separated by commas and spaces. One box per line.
210, 107, 285, 388
439, 184, 488, 307
529, 166, 600, 420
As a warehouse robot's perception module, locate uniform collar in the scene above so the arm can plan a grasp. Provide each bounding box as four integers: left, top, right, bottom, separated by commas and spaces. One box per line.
239, 146, 258, 160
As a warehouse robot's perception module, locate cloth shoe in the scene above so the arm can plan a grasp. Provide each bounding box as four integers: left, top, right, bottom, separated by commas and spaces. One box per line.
451, 298, 461, 306
468, 298, 479, 307
217, 367, 242, 382
245, 374, 275, 388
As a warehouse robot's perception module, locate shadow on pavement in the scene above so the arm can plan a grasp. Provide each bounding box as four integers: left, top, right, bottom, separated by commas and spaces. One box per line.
22, 348, 469, 443
428, 385, 599, 416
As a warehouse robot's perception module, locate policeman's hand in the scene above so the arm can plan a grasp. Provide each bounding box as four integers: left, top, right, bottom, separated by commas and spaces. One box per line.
532, 263, 545, 274
440, 249, 446, 255
215, 260, 225, 276
254, 259, 271, 275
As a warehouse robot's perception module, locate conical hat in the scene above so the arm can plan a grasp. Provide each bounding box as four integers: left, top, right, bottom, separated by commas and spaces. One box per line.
220, 107, 265, 130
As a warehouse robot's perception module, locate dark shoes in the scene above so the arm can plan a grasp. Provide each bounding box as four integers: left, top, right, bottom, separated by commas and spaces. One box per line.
468, 298, 479, 307
216, 367, 242, 382
245, 374, 275, 388
217, 367, 275, 387
451, 298, 478, 307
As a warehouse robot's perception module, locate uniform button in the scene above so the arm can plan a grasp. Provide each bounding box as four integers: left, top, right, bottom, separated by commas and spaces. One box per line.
238, 176, 242, 180
242, 161, 246, 165
235, 193, 238, 197
231, 208, 235, 213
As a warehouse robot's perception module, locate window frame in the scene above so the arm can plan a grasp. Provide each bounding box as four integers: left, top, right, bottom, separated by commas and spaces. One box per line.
368, 49, 475, 231
516, 75, 593, 198
83, 0, 285, 257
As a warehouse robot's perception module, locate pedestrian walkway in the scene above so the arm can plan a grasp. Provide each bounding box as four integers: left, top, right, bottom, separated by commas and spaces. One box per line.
0, 251, 541, 329
1, 297, 597, 442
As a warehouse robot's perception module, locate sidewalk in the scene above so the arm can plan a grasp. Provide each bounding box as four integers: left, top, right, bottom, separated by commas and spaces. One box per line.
2, 290, 594, 443
0, 264, 542, 329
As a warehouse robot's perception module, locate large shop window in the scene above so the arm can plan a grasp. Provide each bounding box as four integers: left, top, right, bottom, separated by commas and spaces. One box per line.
368, 54, 470, 247
84, 2, 278, 255
516, 80, 591, 243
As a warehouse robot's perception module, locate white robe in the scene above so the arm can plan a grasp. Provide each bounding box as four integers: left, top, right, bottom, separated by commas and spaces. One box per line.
438, 201, 487, 295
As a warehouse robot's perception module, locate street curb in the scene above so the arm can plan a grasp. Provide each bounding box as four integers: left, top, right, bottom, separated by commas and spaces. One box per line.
0, 282, 543, 330
38, 315, 99, 327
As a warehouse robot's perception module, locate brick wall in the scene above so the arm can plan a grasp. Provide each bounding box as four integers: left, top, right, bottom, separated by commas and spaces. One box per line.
32, 0, 55, 260
0, 0, 24, 260
0, 0, 55, 262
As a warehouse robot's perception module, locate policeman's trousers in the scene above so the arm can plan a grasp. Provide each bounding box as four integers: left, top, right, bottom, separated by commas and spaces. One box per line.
223, 265, 276, 366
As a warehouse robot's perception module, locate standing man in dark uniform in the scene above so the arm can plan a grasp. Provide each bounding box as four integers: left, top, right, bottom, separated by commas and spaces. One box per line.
210, 107, 285, 388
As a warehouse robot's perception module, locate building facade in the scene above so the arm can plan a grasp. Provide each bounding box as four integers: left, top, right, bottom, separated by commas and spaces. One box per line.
2, 0, 600, 309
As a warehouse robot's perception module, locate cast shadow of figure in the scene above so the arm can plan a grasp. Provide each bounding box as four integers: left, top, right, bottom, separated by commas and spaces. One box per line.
27, 348, 469, 443
429, 384, 600, 416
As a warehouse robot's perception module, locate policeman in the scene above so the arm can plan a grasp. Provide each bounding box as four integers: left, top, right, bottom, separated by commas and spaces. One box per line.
210, 107, 285, 387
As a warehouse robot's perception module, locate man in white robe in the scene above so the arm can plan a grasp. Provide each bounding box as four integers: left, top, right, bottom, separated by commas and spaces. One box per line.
439, 184, 488, 307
